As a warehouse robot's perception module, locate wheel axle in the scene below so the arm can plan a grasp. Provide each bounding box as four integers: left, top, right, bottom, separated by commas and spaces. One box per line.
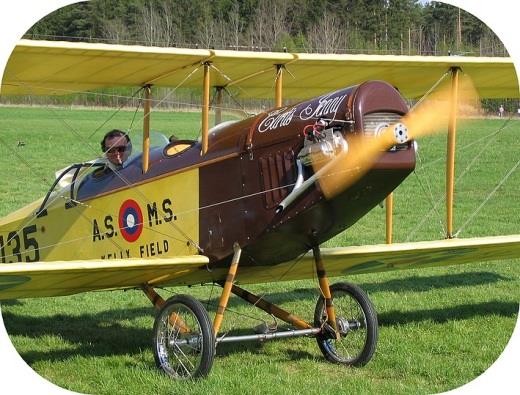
217, 328, 321, 343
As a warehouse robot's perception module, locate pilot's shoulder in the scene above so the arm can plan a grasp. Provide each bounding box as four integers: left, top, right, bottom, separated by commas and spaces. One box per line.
92, 166, 111, 178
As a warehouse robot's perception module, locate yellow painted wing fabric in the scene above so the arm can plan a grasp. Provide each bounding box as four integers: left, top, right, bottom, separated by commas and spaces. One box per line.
0, 256, 208, 300
0, 236, 518, 299
176, 235, 520, 285
2, 39, 518, 99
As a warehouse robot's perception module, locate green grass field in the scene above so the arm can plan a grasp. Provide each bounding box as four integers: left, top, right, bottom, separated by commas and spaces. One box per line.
0, 106, 519, 394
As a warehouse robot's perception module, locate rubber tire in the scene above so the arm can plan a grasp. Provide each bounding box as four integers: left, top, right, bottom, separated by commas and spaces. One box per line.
314, 282, 378, 366
153, 294, 215, 379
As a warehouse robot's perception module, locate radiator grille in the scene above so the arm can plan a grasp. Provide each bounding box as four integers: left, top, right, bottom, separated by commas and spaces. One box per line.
363, 111, 409, 150
363, 112, 402, 136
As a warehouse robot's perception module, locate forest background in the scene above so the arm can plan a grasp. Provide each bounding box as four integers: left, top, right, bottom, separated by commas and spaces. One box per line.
3, 0, 515, 114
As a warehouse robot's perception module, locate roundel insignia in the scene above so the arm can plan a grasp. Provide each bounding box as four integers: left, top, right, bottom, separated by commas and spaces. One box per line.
118, 199, 143, 242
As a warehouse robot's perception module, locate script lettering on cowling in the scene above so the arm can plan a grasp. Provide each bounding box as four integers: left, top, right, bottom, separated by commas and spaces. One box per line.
256, 90, 347, 133
257, 107, 297, 133
299, 92, 347, 121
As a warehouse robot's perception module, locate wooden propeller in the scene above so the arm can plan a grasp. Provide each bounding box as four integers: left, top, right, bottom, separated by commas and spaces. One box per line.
313, 75, 479, 199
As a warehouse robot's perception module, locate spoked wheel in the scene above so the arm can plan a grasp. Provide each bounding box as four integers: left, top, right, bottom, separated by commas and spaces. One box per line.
314, 282, 378, 366
153, 294, 215, 379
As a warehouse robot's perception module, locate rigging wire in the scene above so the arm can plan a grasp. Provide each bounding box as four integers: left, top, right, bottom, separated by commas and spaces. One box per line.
416, 116, 513, 172
406, 115, 515, 241
455, 158, 520, 237
128, 96, 143, 132
223, 87, 256, 117
86, 86, 145, 139
85, 78, 206, 249
402, 69, 511, 241
412, 160, 447, 238
3, 62, 330, 258
0, 138, 188, 260
455, 119, 520, 237
4, 61, 517, 268
2, 82, 252, 118
3, 66, 300, 257
4, 92, 515, 260
409, 70, 450, 111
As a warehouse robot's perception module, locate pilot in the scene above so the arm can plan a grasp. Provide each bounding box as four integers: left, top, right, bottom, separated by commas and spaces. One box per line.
101, 129, 132, 170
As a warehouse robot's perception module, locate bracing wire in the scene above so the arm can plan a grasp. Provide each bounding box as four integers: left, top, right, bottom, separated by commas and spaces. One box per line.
406, 114, 516, 241
87, 86, 145, 139
455, 154, 520, 237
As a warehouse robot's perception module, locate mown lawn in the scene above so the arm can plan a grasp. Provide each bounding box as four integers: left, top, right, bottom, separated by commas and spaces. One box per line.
0, 106, 519, 394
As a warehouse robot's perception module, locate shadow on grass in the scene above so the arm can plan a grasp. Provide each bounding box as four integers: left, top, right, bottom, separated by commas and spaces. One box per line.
4, 298, 516, 365
2, 306, 310, 365
0, 300, 23, 306
2, 307, 154, 364
379, 300, 518, 326
359, 272, 512, 294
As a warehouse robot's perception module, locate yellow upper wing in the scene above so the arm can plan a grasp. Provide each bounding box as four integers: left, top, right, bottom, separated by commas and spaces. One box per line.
0, 255, 208, 300
1, 39, 518, 99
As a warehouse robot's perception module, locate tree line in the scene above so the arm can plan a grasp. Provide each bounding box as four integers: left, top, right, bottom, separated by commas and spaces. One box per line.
26, 0, 506, 57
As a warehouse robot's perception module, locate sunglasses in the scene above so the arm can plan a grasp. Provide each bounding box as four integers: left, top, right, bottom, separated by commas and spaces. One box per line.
107, 146, 126, 154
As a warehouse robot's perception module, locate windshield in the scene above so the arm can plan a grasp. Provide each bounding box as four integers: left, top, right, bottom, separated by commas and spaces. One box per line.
127, 131, 169, 162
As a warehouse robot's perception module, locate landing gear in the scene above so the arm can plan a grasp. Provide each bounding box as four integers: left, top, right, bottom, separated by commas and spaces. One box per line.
314, 282, 378, 366
145, 245, 378, 379
152, 294, 215, 379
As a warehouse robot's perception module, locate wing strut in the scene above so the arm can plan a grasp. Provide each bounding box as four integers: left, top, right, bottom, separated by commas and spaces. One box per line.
385, 67, 461, 243
142, 84, 152, 174
386, 193, 394, 244
446, 67, 461, 238
275, 64, 284, 108
201, 62, 211, 155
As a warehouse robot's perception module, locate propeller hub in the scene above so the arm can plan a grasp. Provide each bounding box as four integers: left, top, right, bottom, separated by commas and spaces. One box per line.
392, 123, 409, 144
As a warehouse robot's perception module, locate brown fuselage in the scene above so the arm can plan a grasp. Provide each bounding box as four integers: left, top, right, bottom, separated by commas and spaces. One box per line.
201, 81, 414, 267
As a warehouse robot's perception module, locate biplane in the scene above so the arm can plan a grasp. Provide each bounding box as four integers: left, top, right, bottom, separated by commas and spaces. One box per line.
1, 39, 520, 379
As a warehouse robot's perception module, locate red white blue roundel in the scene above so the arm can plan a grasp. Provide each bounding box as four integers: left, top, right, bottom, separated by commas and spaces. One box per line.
118, 199, 143, 242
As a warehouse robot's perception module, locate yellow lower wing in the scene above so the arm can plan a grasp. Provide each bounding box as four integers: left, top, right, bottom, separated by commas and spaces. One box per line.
1, 235, 519, 300
178, 235, 520, 285
317, 234, 520, 276
0, 256, 208, 300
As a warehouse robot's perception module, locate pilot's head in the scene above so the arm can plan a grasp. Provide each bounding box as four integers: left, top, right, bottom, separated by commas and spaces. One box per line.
101, 129, 131, 167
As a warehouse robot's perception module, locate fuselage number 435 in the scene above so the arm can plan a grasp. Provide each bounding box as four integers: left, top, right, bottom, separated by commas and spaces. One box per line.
0, 225, 40, 263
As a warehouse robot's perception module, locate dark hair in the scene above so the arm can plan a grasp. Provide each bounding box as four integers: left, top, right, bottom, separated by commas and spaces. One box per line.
101, 129, 130, 152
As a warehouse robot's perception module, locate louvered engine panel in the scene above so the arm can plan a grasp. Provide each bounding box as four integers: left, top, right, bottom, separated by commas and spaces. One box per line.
259, 151, 296, 209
